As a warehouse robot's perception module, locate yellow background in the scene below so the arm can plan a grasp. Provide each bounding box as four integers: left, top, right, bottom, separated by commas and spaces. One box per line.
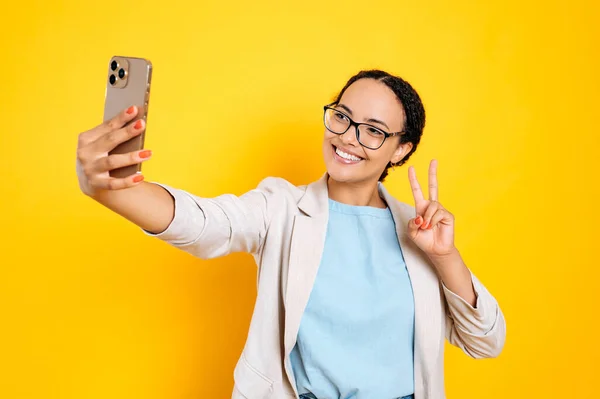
1, 0, 598, 398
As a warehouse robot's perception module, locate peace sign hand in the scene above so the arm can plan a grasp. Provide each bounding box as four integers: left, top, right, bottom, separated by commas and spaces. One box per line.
407, 160, 456, 258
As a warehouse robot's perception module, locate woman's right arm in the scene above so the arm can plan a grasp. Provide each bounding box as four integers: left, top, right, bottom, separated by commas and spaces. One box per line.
76, 105, 175, 234
76, 105, 283, 259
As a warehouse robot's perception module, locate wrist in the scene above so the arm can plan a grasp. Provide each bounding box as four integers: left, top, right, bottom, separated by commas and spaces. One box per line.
428, 248, 468, 283
428, 247, 461, 267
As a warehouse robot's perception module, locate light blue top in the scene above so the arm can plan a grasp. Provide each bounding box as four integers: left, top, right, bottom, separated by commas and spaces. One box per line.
290, 198, 415, 399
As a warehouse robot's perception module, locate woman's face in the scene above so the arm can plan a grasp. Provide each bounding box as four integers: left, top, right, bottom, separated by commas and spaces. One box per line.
323, 78, 412, 185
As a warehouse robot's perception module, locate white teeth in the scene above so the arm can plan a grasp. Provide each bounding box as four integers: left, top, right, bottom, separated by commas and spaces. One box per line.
335, 147, 362, 161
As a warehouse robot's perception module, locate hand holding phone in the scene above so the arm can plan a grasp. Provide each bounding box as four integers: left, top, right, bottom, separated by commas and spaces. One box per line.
76, 56, 153, 196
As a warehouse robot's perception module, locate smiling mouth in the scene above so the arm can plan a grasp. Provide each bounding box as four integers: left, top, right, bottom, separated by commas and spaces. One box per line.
332, 144, 364, 163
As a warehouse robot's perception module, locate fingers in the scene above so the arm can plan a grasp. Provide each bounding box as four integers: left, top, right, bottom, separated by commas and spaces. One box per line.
102, 105, 139, 135
92, 118, 146, 154
429, 208, 448, 228
89, 172, 146, 191
79, 149, 151, 191
428, 159, 438, 202
78, 105, 139, 147
419, 200, 454, 230
425, 205, 454, 230
408, 166, 425, 204
91, 149, 152, 174
421, 201, 440, 229
77, 118, 145, 168
407, 215, 424, 238
75, 105, 148, 194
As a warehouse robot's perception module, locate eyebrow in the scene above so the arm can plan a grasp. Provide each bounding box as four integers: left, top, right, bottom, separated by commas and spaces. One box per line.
337, 103, 390, 130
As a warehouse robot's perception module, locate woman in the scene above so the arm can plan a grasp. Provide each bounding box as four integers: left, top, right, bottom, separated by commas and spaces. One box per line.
76, 70, 506, 399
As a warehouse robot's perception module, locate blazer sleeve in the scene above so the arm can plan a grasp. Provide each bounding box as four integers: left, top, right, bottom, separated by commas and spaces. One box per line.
142, 177, 284, 259
443, 272, 506, 358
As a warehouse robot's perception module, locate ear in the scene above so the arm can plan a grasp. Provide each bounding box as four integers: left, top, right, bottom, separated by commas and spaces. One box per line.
391, 142, 413, 164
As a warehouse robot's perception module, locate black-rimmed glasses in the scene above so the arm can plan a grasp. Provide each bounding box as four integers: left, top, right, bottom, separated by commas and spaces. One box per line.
323, 103, 405, 150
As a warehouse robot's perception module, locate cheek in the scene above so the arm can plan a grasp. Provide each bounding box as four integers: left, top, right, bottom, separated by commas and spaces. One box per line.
322, 135, 333, 158
323, 130, 336, 141
322, 131, 336, 150
363, 147, 391, 166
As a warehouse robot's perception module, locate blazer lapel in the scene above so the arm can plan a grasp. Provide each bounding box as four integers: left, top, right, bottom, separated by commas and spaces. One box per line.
283, 174, 330, 356
379, 183, 442, 397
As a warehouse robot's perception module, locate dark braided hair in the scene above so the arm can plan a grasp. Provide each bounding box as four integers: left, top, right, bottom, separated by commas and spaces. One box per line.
331, 70, 426, 182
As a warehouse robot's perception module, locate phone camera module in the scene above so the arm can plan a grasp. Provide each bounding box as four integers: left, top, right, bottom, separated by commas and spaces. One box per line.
110, 60, 118, 71
118, 68, 126, 79
109, 74, 117, 85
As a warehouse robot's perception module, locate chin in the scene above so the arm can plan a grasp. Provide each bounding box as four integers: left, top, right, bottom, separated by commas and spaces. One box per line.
326, 166, 357, 183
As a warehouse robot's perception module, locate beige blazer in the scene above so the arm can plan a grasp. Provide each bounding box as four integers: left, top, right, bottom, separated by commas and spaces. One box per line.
146, 173, 506, 399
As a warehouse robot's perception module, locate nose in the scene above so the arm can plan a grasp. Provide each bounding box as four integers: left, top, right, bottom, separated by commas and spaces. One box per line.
341, 125, 360, 146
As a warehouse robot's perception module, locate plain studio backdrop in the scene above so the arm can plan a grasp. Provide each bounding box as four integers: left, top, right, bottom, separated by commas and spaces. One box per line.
0, 1, 598, 398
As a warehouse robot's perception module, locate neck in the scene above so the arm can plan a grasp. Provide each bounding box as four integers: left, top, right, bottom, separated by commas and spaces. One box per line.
327, 176, 387, 208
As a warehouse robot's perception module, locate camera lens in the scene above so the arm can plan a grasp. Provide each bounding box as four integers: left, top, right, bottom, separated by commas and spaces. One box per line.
109, 74, 116, 85
118, 68, 126, 79
110, 60, 118, 71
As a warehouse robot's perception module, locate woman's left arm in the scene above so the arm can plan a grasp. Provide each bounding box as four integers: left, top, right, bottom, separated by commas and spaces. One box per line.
406, 160, 506, 358
430, 250, 506, 358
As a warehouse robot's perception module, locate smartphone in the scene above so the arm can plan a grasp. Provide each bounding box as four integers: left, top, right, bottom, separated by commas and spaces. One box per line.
103, 55, 152, 178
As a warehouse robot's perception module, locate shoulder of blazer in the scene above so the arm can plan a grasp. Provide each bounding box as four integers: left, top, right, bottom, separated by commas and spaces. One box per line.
253, 176, 312, 222
255, 176, 309, 202
256, 173, 329, 218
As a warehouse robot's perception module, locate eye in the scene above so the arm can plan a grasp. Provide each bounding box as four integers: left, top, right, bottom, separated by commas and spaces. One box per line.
334, 111, 349, 122
366, 127, 385, 137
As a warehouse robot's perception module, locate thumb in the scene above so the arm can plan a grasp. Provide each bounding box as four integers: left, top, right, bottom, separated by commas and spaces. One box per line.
408, 215, 423, 238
